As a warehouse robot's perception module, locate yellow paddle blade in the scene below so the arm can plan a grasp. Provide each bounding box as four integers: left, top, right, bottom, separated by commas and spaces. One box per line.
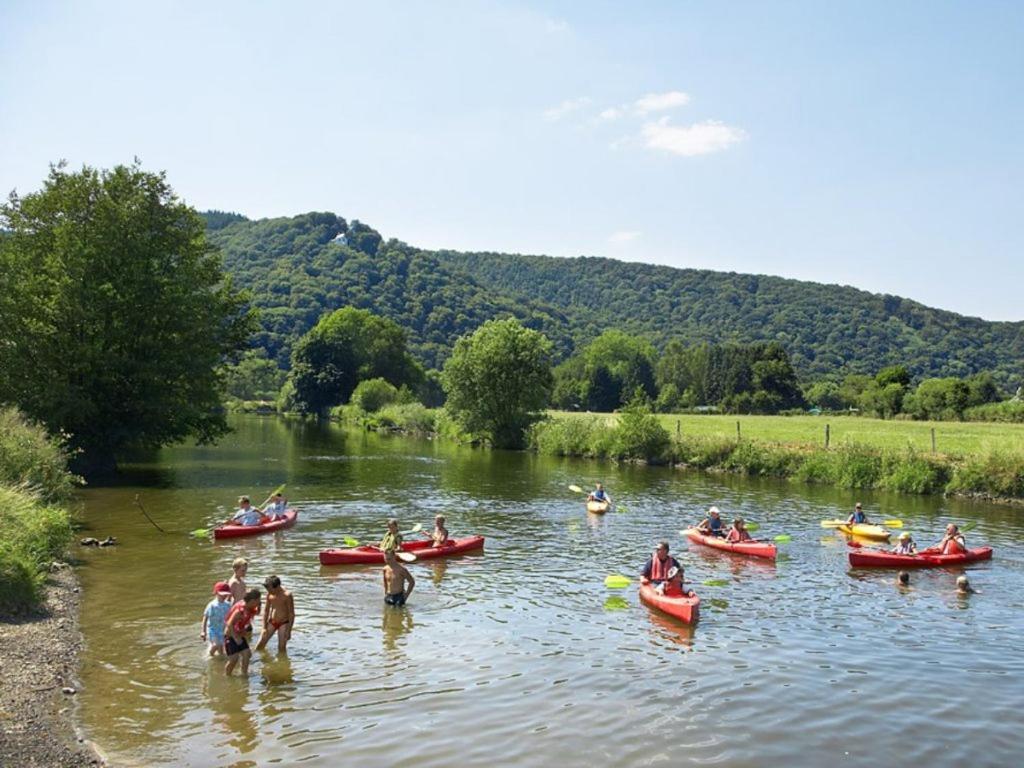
820, 520, 845, 528
568, 484, 584, 494
343, 537, 360, 547
883, 519, 903, 528
604, 574, 632, 589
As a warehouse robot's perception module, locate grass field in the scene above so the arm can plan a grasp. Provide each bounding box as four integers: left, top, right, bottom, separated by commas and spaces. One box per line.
549, 411, 1024, 456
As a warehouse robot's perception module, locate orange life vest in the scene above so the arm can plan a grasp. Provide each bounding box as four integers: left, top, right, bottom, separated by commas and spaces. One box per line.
650, 553, 673, 581
943, 538, 966, 555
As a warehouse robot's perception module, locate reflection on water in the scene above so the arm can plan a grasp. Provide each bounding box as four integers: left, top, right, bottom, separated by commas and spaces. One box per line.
75, 415, 1024, 768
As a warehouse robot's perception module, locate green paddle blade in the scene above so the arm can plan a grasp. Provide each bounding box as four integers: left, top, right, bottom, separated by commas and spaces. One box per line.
568, 484, 583, 494
615, 504, 628, 513
773, 534, 792, 543
702, 578, 729, 587
604, 574, 632, 589
603, 596, 629, 611
745, 522, 760, 532
190, 528, 209, 538
343, 536, 360, 547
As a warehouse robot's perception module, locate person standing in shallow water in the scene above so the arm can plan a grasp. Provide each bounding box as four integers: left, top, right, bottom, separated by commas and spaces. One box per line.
256, 576, 295, 654
383, 549, 415, 606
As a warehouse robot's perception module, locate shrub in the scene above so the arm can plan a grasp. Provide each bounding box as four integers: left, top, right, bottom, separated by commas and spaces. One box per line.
0, 486, 74, 613
963, 401, 1024, 423
609, 403, 671, 462
351, 378, 400, 413
948, 452, 1024, 498
0, 407, 80, 501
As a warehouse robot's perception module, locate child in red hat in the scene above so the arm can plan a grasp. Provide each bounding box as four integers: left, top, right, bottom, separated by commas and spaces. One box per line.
201, 581, 233, 656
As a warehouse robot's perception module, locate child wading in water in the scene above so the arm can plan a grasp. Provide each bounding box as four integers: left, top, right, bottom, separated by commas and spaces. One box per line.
256, 575, 295, 653
201, 581, 233, 656
224, 588, 261, 675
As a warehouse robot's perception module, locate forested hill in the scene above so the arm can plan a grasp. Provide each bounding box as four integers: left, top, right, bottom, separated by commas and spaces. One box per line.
206, 212, 572, 369
437, 252, 1024, 384
206, 211, 1024, 384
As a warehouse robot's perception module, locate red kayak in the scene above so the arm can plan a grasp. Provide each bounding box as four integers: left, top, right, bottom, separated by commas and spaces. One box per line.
213, 509, 298, 540
848, 545, 993, 568
638, 581, 700, 624
319, 535, 485, 565
683, 528, 777, 560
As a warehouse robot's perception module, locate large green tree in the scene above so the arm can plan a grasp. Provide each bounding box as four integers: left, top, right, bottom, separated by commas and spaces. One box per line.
288, 306, 423, 415
0, 162, 253, 472
442, 318, 554, 448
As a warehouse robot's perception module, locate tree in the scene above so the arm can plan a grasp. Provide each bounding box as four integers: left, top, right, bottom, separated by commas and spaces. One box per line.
351, 378, 400, 413
223, 349, 286, 401
876, 365, 911, 388
0, 162, 253, 473
442, 318, 553, 448
288, 306, 423, 415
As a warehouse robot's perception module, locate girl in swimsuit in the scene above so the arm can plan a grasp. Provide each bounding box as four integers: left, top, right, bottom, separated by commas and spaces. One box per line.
256, 575, 295, 653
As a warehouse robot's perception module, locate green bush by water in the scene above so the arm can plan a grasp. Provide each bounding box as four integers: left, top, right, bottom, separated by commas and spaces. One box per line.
0, 407, 80, 501
0, 486, 74, 612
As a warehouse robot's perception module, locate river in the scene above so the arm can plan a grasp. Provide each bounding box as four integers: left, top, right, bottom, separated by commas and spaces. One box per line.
74, 416, 1024, 767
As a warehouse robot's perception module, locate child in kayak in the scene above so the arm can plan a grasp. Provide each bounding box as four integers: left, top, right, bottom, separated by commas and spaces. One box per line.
936, 524, 966, 555
428, 514, 449, 546
641, 541, 681, 585
893, 532, 917, 555
726, 518, 753, 543
224, 588, 261, 675
231, 496, 264, 526
657, 566, 696, 598
383, 549, 415, 606
201, 581, 233, 656
847, 503, 870, 525
256, 575, 295, 654
380, 518, 403, 554
587, 483, 611, 504
696, 507, 725, 537
263, 492, 288, 520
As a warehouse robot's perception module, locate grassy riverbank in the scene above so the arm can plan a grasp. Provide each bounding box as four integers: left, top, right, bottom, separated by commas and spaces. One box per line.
534, 410, 1024, 502
0, 408, 78, 613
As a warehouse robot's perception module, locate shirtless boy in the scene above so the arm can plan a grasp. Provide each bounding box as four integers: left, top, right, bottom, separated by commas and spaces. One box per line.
383, 549, 415, 607
429, 514, 449, 546
228, 558, 248, 604
224, 588, 261, 675
256, 575, 295, 653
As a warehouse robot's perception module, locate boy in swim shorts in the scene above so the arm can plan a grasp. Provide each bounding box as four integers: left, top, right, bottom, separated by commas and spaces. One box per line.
224, 588, 261, 675
383, 549, 415, 606
256, 575, 295, 653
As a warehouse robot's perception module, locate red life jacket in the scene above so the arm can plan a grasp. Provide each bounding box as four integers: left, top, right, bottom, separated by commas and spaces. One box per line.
650, 553, 673, 581
943, 538, 966, 555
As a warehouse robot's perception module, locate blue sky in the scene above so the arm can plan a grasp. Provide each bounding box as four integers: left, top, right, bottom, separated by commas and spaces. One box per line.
2, 1, 1021, 320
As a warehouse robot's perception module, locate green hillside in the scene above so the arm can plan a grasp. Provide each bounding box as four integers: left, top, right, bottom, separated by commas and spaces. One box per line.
207, 212, 1023, 385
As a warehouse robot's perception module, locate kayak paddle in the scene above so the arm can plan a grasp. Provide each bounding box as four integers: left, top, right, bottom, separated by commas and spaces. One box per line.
604, 574, 632, 589
821, 518, 903, 528
256, 483, 287, 512
568, 484, 584, 494
773, 534, 792, 543
745, 522, 760, 532
702, 578, 729, 587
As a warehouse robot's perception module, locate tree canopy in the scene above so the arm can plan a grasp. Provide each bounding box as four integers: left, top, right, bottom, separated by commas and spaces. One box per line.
442, 318, 554, 448
0, 163, 253, 472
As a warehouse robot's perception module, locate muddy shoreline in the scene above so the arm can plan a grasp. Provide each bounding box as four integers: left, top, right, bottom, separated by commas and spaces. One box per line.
0, 567, 106, 766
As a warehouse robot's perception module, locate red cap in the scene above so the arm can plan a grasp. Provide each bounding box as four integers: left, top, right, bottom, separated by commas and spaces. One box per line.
213, 581, 232, 595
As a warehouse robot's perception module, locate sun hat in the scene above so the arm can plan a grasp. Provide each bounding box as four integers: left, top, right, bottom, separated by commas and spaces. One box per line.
899, 532, 911, 540
708, 506, 720, 515
213, 581, 232, 595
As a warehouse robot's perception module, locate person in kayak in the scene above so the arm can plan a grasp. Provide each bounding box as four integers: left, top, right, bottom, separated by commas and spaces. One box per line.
641, 541, 681, 586
695, 507, 725, 537
263, 492, 288, 520
892, 532, 917, 555
231, 496, 264, 526
657, 566, 696, 598
726, 518, 753, 543
224, 588, 261, 675
936, 523, 966, 555
383, 549, 415, 606
380, 518, 403, 554
256, 575, 295, 654
428, 514, 449, 546
847, 502, 870, 525
587, 483, 611, 504
201, 581, 233, 657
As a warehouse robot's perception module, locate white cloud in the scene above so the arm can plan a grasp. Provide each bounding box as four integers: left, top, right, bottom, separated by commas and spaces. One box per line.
608, 230, 642, 244
640, 118, 746, 157
634, 90, 691, 114
543, 97, 591, 122
599, 107, 624, 121
543, 18, 570, 34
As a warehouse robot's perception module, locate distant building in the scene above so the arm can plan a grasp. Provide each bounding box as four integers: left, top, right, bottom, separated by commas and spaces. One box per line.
332, 232, 348, 245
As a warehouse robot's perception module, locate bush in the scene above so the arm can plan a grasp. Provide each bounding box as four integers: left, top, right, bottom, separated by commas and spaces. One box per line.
0, 407, 80, 501
609, 403, 671, 462
948, 452, 1024, 498
0, 485, 74, 612
351, 378, 400, 413
963, 401, 1024, 423
880, 451, 950, 494
369, 403, 437, 434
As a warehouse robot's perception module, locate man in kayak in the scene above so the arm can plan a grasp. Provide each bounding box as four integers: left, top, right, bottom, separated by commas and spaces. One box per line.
224, 588, 261, 675
726, 518, 753, 543
428, 514, 449, 546
641, 541, 681, 586
231, 496, 264, 526
936, 523, 966, 555
383, 549, 415, 606
892, 532, 917, 555
263, 492, 288, 521
847, 503, 870, 525
587, 483, 611, 504
380, 518, 403, 554
695, 507, 725, 537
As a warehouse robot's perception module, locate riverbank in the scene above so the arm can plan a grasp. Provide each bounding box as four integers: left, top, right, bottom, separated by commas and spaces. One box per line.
0, 568, 105, 766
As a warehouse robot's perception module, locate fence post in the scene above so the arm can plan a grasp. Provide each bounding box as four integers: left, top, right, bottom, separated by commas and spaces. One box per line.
676, 419, 681, 437
825, 423, 830, 449
931, 427, 936, 453
736, 420, 741, 441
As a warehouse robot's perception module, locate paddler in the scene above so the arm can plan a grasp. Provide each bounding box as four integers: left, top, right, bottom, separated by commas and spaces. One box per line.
587, 482, 611, 504
383, 549, 415, 606
847, 502, 870, 526
427, 514, 449, 546
380, 518, 403, 554
262, 492, 288, 520
936, 523, 966, 555
657, 566, 696, 598
695, 506, 725, 537
725, 518, 753, 543
231, 495, 264, 526
892, 531, 917, 555
641, 541, 681, 586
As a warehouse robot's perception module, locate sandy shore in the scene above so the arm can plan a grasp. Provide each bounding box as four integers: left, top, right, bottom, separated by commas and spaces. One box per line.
0, 566, 106, 766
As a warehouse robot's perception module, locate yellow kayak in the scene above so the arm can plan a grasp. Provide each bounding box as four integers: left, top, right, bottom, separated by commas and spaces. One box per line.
829, 521, 891, 540
586, 500, 611, 514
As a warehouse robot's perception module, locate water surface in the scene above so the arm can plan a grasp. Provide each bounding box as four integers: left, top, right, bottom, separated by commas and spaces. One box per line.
76, 416, 1024, 767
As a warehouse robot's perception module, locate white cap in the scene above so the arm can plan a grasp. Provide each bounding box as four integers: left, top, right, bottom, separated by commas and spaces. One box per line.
708, 506, 720, 515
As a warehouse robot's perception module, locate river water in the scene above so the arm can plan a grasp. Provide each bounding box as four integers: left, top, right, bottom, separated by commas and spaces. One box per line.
75, 416, 1023, 767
